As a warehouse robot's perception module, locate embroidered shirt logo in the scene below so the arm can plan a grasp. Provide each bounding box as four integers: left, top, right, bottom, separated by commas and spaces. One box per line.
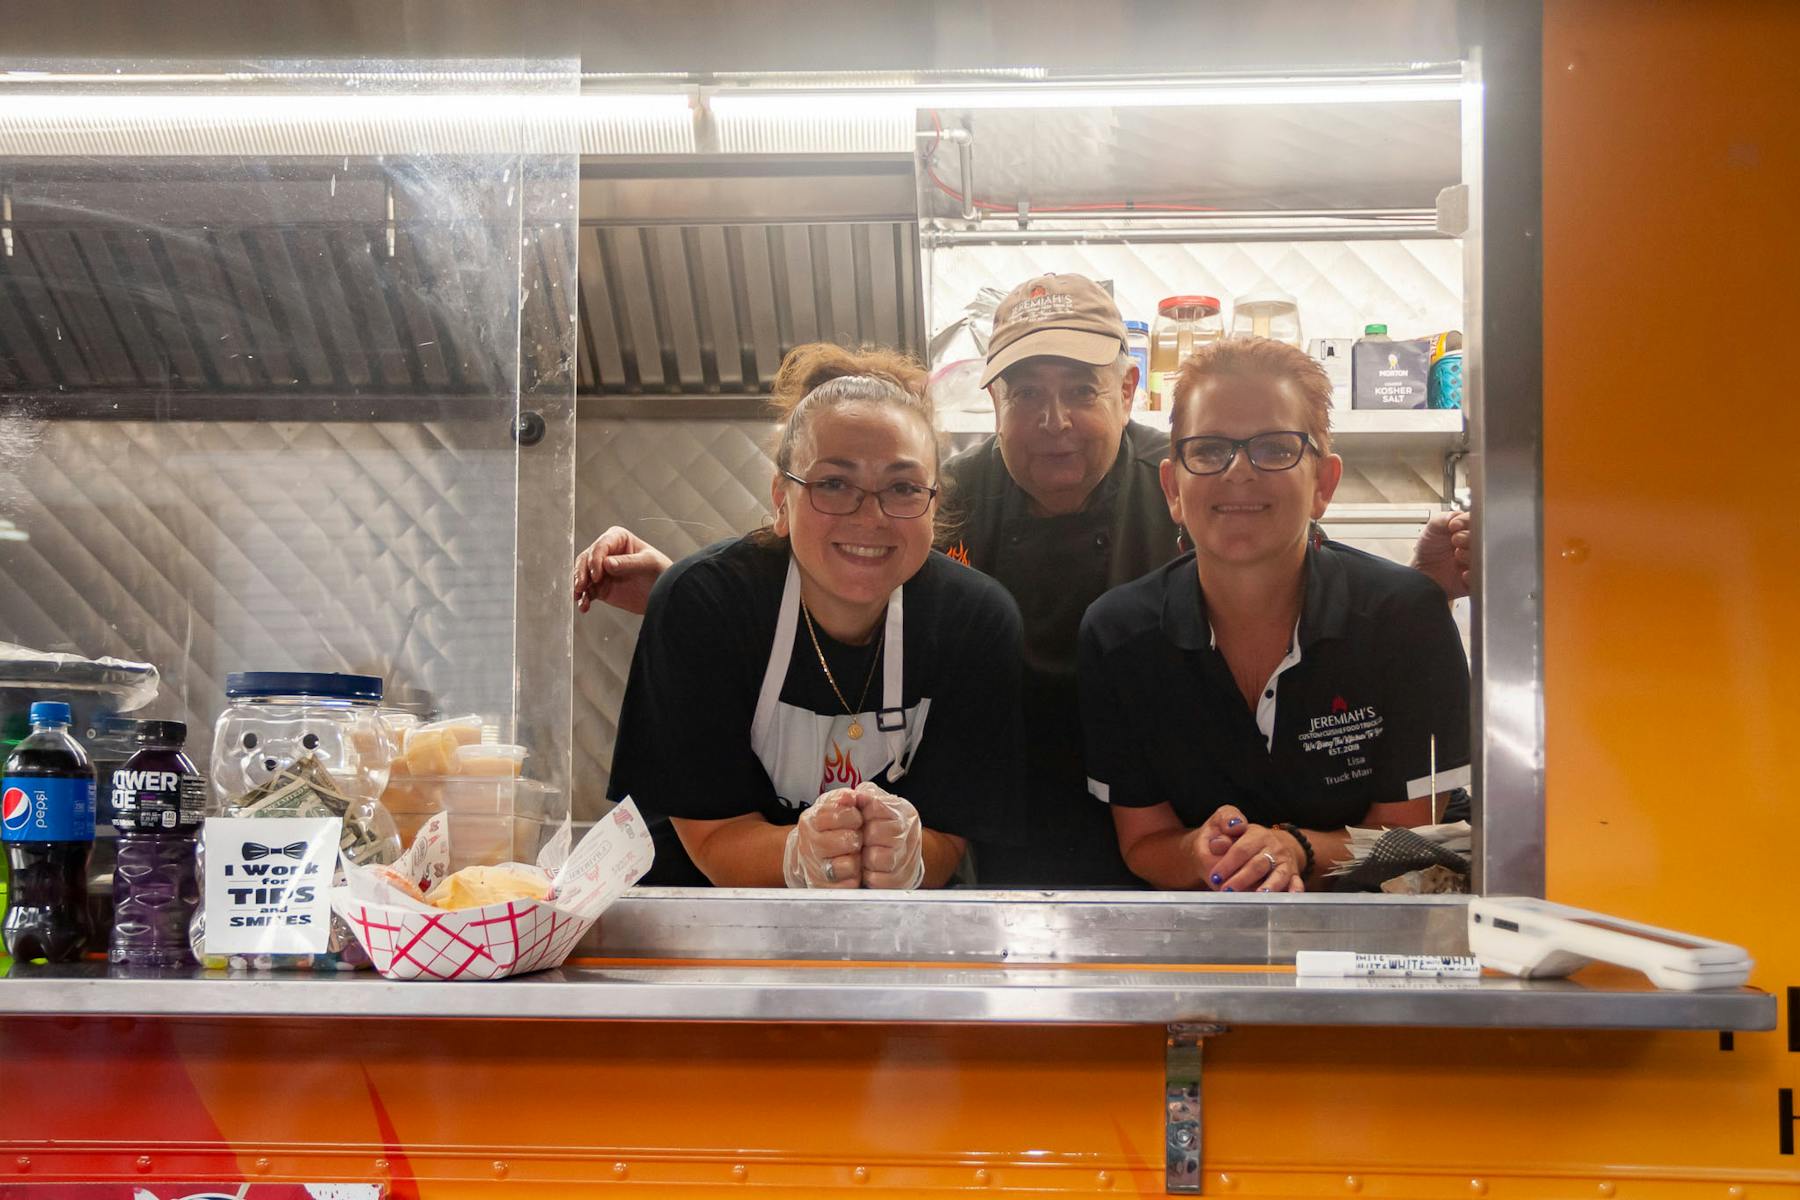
1309, 704, 1376, 733
943, 540, 971, 566
1299, 702, 1385, 763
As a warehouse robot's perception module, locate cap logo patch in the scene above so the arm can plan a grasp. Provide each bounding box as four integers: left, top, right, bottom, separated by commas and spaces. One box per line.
1011, 293, 1076, 323
1029, 285, 1048, 299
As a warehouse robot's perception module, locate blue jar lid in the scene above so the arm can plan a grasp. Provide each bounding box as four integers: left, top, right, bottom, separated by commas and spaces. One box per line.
1124, 320, 1150, 334
28, 701, 72, 726
224, 672, 384, 703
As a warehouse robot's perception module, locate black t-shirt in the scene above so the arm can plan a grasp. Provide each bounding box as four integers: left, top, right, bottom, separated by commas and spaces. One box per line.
609, 535, 1025, 885
941, 421, 1181, 886
1078, 540, 1471, 835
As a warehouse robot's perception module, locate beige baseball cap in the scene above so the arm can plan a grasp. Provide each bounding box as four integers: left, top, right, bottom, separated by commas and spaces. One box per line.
980, 273, 1128, 388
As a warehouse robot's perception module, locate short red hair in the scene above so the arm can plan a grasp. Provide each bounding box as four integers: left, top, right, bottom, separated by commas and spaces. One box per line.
1169, 337, 1333, 453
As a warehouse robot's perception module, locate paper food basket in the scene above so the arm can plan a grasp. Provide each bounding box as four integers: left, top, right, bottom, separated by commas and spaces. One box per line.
331, 798, 653, 981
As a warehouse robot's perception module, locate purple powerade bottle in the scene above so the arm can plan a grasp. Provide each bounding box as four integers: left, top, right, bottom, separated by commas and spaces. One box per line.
109, 721, 205, 967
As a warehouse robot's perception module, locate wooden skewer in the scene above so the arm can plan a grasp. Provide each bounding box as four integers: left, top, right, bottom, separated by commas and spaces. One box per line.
1429, 734, 1438, 826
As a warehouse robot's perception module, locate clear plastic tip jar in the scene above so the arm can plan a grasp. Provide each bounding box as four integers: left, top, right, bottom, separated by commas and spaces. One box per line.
194, 671, 402, 970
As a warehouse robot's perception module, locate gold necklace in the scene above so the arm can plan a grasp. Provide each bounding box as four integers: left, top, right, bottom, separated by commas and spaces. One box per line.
800, 598, 884, 740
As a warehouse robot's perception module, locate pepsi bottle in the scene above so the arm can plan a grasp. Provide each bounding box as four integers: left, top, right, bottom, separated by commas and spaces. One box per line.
2, 701, 96, 962
109, 721, 203, 968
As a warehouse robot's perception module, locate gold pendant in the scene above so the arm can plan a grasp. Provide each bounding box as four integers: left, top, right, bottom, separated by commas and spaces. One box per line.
847, 721, 863, 740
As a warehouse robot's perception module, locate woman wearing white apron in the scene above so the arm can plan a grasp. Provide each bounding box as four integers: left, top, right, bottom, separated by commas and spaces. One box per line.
608, 345, 1025, 888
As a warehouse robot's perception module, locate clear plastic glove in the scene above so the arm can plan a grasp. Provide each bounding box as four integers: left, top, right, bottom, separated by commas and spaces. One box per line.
782, 788, 863, 889
852, 783, 925, 890
573, 525, 673, 615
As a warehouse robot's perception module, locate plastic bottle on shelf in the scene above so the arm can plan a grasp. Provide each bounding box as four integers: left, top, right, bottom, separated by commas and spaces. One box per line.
1429, 331, 1465, 410
1, 701, 96, 963
1123, 321, 1150, 406
109, 721, 204, 968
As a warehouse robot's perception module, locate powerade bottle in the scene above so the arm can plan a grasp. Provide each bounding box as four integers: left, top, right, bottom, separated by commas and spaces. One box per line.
109, 721, 204, 967
1, 702, 96, 962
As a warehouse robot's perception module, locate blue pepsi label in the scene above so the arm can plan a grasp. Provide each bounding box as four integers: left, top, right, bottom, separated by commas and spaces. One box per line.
1, 775, 97, 842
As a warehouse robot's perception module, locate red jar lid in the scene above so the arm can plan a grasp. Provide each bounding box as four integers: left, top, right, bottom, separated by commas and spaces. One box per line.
1158, 295, 1221, 317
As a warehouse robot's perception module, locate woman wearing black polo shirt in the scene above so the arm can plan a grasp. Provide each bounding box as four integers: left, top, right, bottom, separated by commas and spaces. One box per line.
608, 345, 1024, 888
1078, 337, 1469, 892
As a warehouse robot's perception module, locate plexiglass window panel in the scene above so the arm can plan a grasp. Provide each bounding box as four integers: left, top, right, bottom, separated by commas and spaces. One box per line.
0, 62, 579, 793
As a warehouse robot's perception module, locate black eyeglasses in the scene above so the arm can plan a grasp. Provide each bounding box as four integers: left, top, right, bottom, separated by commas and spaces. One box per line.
782, 471, 940, 519
1174, 431, 1317, 476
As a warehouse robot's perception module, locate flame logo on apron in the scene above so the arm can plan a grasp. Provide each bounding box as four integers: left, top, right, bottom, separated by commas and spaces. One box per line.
819, 742, 862, 793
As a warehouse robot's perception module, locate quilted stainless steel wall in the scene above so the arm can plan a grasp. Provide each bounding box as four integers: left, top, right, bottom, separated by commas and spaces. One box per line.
573, 416, 775, 816
0, 416, 521, 732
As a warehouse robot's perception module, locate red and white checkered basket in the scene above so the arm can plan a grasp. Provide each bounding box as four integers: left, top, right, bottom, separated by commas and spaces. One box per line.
332, 799, 653, 981
338, 895, 596, 981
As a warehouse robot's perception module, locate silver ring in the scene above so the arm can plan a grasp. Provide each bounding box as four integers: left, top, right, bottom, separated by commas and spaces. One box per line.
1261, 850, 1279, 871
823, 860, 837, 883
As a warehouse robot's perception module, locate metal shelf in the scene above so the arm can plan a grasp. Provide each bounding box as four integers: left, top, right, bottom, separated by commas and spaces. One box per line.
937, 409, 1465, 457
0, 960, 1771, 1029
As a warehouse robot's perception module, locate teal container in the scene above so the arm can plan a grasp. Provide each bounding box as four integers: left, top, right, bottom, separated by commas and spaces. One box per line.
1429, 350, 1464, 410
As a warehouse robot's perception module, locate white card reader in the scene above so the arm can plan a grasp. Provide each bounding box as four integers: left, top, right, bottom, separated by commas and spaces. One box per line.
1467, 896, 1752, 992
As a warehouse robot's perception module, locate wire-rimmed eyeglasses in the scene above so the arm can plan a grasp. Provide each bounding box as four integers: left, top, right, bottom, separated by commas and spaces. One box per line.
782, 471, 940, 518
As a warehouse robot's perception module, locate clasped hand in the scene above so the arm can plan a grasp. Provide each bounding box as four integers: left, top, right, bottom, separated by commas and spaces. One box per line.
1188, 805, 1306, 892
783, 784, 925, 890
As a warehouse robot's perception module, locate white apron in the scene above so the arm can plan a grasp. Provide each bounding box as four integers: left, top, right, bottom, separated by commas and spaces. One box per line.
748, 558, 929, 810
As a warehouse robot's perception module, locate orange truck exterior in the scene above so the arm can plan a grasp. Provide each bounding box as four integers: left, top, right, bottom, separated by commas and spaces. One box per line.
1, 2, 1796, 1195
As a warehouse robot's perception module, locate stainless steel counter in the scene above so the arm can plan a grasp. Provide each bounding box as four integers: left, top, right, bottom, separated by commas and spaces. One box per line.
0, 961, 1773, 1030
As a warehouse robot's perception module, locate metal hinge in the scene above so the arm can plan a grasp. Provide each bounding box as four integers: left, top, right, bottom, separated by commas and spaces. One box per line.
1166, 1022, 1228, 1194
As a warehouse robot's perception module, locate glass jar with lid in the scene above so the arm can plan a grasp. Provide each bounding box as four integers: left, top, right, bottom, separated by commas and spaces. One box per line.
1148, 296, 1224, 411
1229, 291, 1303, 347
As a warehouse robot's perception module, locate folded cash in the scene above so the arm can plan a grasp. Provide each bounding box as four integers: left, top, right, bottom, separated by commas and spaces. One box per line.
226, 753, 397, 866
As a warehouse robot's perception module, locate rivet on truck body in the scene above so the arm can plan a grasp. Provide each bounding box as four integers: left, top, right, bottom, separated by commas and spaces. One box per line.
974, 1168, 991, 1185
492, 1161, 508, 1179
14, 1157, 28, 1173
136, 1156, 152, 1172
1598, 1186, 1615, 1198
732, 1164, 748, 1182
613, 1162, 628, 1178
1471, 1180, 1488, 1196
1345, 1176, 1363, 1193
254, 1157, 271, 1173
853, 1165, 870, 1183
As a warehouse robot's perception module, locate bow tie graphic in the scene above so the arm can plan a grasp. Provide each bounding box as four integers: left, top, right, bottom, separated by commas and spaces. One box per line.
242, 841, 308, 861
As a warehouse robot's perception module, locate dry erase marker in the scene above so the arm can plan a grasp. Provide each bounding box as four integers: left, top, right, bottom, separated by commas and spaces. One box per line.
1296, 951, 1481, 979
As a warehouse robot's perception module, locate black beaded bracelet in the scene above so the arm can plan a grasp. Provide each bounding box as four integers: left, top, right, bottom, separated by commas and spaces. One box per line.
1275, 822, 1315, 876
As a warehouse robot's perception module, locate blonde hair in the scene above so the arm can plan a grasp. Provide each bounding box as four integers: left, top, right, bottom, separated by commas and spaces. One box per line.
1169, 337, 1333, 453
768, 343, 935, 473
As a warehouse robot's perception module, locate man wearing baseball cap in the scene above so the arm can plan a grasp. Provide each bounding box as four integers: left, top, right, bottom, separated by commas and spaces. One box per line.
941, 273, 1180, 886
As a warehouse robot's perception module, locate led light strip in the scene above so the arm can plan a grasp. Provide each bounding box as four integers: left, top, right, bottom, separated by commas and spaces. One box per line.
708, 75, 1465, 116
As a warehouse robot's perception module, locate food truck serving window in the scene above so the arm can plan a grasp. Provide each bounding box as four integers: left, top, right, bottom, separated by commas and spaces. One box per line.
0, 2, 1547, 972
